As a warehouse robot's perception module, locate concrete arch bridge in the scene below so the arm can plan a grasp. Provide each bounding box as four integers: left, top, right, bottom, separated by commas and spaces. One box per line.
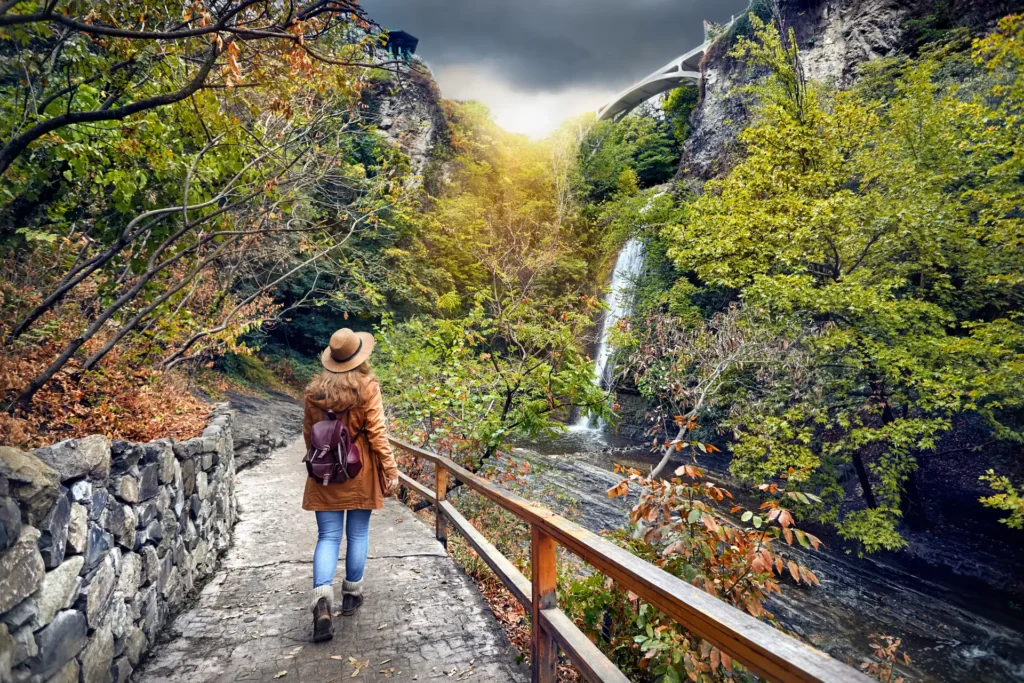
597, 15, 739, 122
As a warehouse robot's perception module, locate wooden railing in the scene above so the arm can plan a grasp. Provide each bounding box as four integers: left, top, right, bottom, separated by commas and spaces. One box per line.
389, 437, 871, 683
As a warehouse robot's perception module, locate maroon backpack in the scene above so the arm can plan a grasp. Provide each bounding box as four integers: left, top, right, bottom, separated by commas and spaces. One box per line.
304, 409, 363, 486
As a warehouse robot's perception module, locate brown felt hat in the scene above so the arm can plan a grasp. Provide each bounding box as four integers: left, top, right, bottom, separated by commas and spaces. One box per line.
320, 328, 375, 373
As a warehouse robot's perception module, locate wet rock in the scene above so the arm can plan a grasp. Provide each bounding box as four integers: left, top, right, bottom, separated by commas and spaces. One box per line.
112, 475, 139, 504
188, 494, 200, 520
37, 555, 84, 626
34, 435, 110, 483
11, 623, 37, 667
28, 609, 87, 679
83, 526, 112, 572
0, 526, 44, 613
89, 487, 108, 521
66, 503, 88, 555
79, 625, 113, 683
84, 555, 115, 628
137, 464, 159, 501
0, 496, 21, 551
38, 493, 70, 568
109, 440, 144, 475
0, 447, 59, 525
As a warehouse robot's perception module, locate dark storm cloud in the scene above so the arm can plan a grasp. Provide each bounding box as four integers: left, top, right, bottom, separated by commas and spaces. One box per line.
361, 0, 751, 92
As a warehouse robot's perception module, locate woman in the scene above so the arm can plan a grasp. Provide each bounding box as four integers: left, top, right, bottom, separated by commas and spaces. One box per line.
302, 327, 400, 642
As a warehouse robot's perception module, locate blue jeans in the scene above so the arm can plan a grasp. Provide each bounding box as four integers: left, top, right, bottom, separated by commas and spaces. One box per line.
313, 510, 372, 587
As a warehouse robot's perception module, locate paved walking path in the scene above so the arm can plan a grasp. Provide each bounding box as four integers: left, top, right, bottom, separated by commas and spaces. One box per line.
134, 438, 528, 682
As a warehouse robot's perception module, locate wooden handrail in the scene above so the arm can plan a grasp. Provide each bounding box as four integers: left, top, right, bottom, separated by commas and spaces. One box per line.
389, 436, 870, 683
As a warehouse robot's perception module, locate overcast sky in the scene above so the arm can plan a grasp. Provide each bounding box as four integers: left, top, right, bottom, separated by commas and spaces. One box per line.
362, 0, 750, 137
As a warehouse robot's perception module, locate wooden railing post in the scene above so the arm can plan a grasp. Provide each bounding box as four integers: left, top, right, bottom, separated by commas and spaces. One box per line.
435, 463, 447, 548
531, 525, 557, 682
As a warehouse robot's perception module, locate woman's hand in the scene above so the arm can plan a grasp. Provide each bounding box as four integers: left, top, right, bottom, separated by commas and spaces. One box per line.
386, 477, 400, 494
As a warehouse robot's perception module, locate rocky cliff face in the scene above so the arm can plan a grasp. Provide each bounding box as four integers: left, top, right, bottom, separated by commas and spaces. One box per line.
679, 0, 1024, 183
368, 65, 451, 187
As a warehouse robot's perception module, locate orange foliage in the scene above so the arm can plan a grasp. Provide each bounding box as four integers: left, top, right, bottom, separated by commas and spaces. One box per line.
1, 282, 209, 449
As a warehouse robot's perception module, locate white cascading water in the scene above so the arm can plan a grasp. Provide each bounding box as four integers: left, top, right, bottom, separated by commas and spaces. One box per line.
573, 237, 645, 431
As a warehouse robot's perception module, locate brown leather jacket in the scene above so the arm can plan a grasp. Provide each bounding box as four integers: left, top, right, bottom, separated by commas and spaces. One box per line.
301, 378, 399, 511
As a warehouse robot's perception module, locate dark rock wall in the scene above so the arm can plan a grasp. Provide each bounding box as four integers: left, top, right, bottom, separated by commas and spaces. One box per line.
679, 0, 1024, 184
0, 405, 236, 683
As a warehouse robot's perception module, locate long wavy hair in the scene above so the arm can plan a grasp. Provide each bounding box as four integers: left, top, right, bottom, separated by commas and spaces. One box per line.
304, 361, 374, 411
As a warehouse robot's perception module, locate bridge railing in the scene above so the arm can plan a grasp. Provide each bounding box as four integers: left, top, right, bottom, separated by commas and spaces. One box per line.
389, 437, 870, 683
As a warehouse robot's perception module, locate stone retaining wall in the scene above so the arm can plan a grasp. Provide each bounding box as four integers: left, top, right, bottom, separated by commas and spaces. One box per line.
0, 405, 236, 683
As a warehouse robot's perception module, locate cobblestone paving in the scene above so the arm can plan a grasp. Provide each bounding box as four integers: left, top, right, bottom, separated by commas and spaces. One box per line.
134, 438, 528, 683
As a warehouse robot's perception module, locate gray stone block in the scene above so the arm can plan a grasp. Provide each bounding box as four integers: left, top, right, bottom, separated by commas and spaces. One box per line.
11, 623, 37, 667
196, 471, 209, 500
79, 625, 113, 683
0, 623, 12, 683
134, 502, 159, 530
111, 476, 138, 504
172, 438, 204, 460
137, 465, 159, 502
111, 656, 132, 683
38, 493, 70, 568
0, 597, 39, 630
140, 546, 159, 587
0, 447, 59, 526
103, 505, 135, 550
115, 552, 140, 595
109, 441, 144, 475
0, 496, 21, 551
44, 658, 78, 683
180, 458, 196, 497
148, 440, 175, 484
37, 555, 84, 627
101, 592, 132, 639
88, 488, 108, 522
122, 627, 146, 668
68, 480, 91, 504
0, 526, 44, 613
33, 435, 110, 484
83, 526, 112, 572
65, 503, 88, 556
27, 609, 87, 679
84, 555, 115, 628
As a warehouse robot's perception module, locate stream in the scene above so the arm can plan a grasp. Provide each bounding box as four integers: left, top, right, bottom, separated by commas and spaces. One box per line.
508, 431, 1024, 683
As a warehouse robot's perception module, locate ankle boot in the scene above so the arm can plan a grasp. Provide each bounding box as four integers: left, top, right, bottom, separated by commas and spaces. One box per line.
311, 585, 334, 642
341, 579, 363, 616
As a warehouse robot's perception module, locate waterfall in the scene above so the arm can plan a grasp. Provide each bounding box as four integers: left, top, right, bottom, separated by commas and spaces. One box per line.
573, 238, 645, 431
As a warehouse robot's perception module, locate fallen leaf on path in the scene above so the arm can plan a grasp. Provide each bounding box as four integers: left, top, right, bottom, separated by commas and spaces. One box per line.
274, 671, 287, 679
348, 657, 370, 677
377, 623, 387, 630
330, 655, 344, 660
